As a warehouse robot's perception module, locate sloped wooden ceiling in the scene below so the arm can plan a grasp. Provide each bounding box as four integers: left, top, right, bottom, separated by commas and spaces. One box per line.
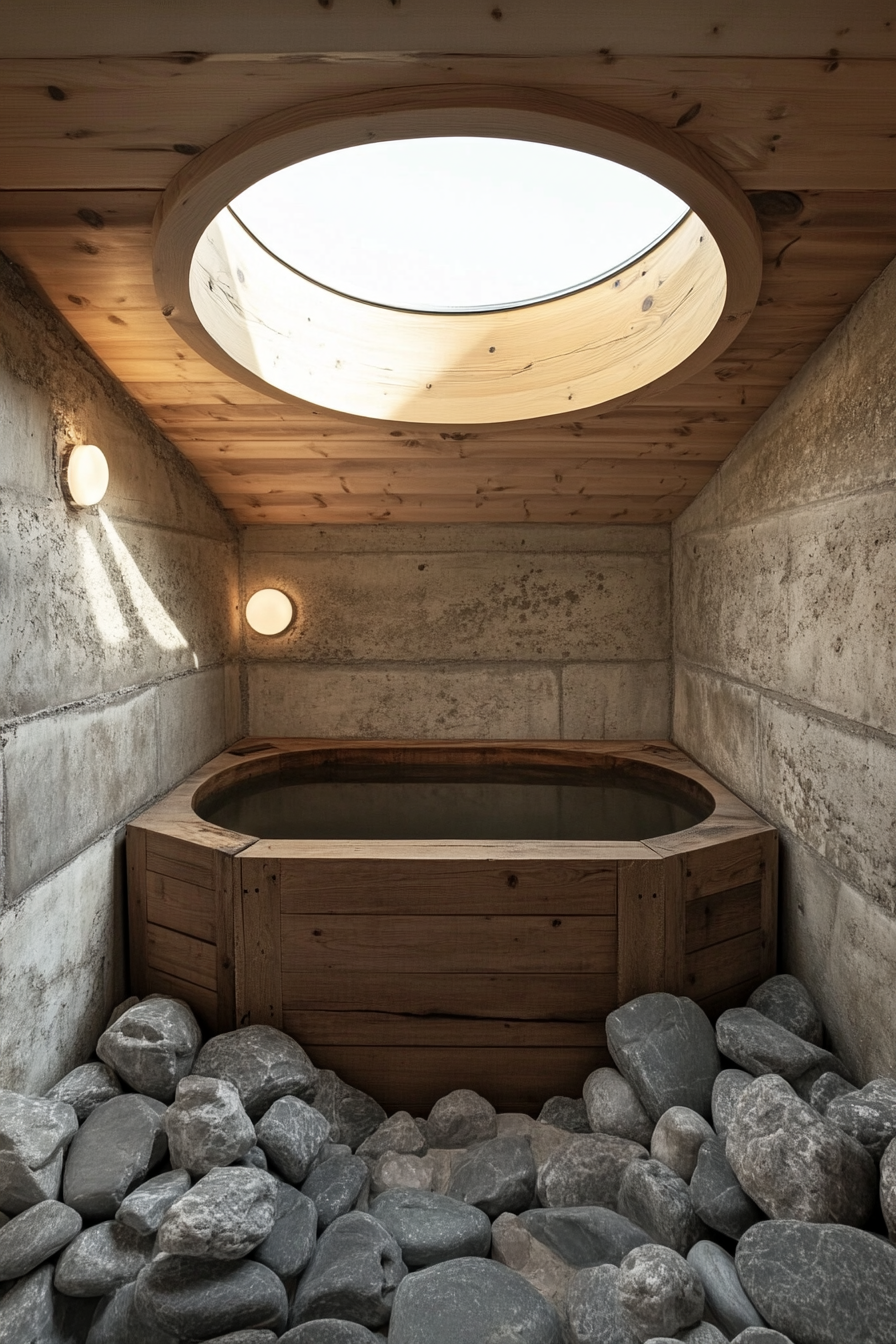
1, 28, 895, 523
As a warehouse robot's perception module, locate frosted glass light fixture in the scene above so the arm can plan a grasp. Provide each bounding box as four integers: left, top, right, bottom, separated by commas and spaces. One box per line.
63, 443, 109, 506
246, 588, 293, 635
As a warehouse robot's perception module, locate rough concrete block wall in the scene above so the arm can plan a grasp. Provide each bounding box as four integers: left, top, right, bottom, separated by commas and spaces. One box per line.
241, 523, 671, 740
0, 255, 241, 1092
673, 254, 896, 1083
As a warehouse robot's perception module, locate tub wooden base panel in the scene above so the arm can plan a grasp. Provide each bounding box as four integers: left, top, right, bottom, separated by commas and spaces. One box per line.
127, 739, 778, 1116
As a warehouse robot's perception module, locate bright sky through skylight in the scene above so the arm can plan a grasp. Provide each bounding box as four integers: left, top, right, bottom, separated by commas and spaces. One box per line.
230, 137, 689, 313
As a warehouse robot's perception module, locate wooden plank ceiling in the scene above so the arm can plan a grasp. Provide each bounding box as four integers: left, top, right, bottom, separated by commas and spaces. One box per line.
0, 51, 895, 524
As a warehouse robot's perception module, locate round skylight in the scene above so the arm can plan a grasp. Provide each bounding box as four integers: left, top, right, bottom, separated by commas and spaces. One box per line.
230, 137, 689, 313
154, 89, 762, 427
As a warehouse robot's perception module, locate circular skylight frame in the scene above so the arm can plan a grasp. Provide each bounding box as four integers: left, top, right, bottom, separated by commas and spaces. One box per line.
153, 86, 762, 431
226, 138, 692, 315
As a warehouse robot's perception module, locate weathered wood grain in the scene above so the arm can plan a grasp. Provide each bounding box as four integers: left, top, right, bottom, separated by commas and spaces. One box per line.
284, 1011, 607, 1050
280, 913, 617, 976
685, 881, 763, 954
278, 857, 616, 916
617, 858, 667, 1003
235, 856, 283, 1029
281, 970, 618, 1021
145, 869, 217, 943
146, 922, 217, 993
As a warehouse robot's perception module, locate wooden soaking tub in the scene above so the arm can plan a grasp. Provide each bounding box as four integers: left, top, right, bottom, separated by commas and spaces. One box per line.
126, 739, 777, 1115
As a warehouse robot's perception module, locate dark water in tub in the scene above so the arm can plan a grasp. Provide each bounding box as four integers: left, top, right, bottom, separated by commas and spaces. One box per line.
197, 764, 709, 841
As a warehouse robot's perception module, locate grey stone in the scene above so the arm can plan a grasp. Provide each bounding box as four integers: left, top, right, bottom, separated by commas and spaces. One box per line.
447, 1134, 536, 1217
135, 1255, 289, 1338
256, 1095, 331, 1182
617, 1244, 704, 1341
490, 1212, 576, 1318
63, 1093, 168, 1220
689, 1137, 763, 1241
736, 1220, 896, 1344
728, 1332, 793, 1344
45, 1063, 123, 1121
825, 1078, 896, 1160
567, 1263, 640, 1344
0, 1090, 79, 1214
312, 1071, 387, 1150
650, 1107, 715, 1182
315, 1141, 353, 1165
711, 1070, 753, 1140
106, 997, 140, 1029
96, 997, 202, 1103
715, 1008, 837, 1082
237, 1144, 269, 1170
115, 1168, 191, 1235
87, 1282, 179, 1344
881, 1135, 896, 1241
0, 1265, 67, 1344
425, 1088, 498, 1149
725, 1074, 878, 1225
54, 1219, 155, 1296
204, 1335, 279, 1344
192, 1026, 318, 1120
808, 1071, 856, 1114
289, 1210, 406, 1331
369, 1187, 491, 1266
747, 974, 824, 1046
355, 1112, 426, 1170
788, 1057, 853, 1104
370, 1151, 437, 1196
389, 1255, 563, 1344
677, 1326, 729, 1344
538, 1096, 592, 1132
585, 1068, 655, 1146
301, 1154, 369, 1231
618, 1159, 707, 1256
519, 1206, 651, 1267
537, 1134, 648, 1211
165, 1075, 256, 1175
252, 1184, 318, 1279
687, 1241, 764, 1338
157, 1166, 278, 1258
0, 1200, 82, 1281
606, 994, 720, 1122
281, 1326, 382, 1344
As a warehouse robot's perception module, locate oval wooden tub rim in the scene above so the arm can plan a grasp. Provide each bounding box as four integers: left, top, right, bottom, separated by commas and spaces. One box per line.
158, 739, 772, 858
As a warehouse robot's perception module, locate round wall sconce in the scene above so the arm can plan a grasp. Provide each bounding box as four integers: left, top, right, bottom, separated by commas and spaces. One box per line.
245, 588, 294, 635
62, 443, 109, 507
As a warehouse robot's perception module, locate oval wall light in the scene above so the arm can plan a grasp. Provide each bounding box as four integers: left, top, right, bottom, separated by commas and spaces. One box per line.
245, 588, 294, 635
62, 443, 109, 507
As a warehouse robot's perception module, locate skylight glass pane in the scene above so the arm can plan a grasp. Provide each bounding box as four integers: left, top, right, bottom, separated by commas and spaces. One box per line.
230, 137, 688, 313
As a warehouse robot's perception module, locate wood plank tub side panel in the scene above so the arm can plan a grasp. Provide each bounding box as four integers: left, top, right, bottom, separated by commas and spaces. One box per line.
760, 828, 780, 979
278, 857, 617, 915
236, 856, 283, 1029
617, 858, 666, 1003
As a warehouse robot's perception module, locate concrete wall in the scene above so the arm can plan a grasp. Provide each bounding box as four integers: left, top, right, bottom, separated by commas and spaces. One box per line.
0, 255, 240, 1092
673, 256, 896, 1083
241, 524, 671, 741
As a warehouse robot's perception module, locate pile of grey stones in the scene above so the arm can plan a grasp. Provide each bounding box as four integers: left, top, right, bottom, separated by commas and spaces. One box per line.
0, 974, 894, 1344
